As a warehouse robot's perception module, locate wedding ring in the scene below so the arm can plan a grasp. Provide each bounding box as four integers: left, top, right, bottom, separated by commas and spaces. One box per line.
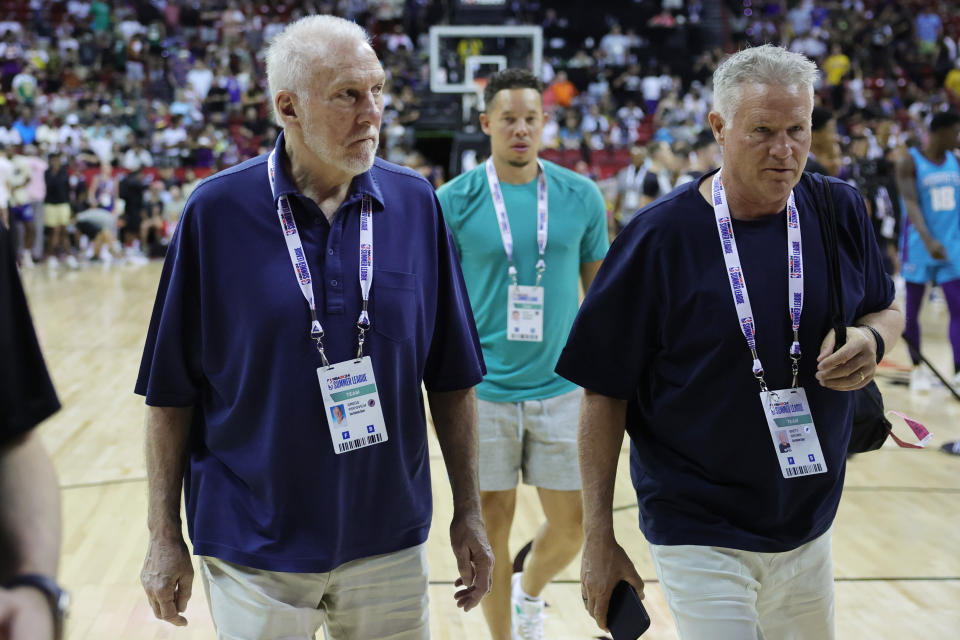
858, 371, 865, 383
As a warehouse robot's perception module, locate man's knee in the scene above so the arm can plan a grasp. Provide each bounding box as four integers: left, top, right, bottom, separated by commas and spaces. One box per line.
481, 489, 517, 539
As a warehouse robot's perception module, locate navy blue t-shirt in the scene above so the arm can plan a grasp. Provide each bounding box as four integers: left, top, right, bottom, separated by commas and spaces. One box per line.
135, 134, 485, 572
556, 172, 894, 552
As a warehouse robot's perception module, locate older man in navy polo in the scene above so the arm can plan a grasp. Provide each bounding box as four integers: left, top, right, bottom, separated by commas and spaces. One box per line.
135, 15, 492, 640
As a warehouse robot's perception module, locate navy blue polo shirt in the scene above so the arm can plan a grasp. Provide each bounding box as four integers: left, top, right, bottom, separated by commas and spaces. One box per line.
556, 173, 894, 552
135, 133, 485, 572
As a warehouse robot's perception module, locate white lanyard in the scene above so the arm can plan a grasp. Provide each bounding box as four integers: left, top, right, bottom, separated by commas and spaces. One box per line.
485, 157, 548, 286
711, 172, 804, 391
268, 149, 373, 366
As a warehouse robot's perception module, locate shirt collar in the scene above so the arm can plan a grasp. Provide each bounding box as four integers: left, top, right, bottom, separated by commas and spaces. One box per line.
270, 131, 386, 211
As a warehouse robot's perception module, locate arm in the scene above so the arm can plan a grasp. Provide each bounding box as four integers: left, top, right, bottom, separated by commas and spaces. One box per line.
578, 390, 644, 632
0, 432, 61, 640
140, 405, 194, 627
426, 387, 493, 612
896, 153, 946, 259
816, 301, 905, 390
580, 259, 603, 292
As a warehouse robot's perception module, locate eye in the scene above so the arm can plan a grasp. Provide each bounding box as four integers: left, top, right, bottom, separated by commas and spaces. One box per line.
371, 84, 384, 96
755, 126, 769, 133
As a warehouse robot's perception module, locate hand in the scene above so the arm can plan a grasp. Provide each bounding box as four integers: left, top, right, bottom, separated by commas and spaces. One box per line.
816, 327, 876, 390
925, 238, 948, 260
580, 533, 644, 632
140, 534, 194, 626
0, 586, 55, 640
449, 511, 494, 612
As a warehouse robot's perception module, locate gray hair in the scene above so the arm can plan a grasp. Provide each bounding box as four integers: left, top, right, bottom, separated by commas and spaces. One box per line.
712, 44, 819, 125
265, 15, 371, 123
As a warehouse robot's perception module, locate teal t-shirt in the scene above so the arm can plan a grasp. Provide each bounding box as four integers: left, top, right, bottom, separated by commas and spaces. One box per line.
437, 160, 609, 402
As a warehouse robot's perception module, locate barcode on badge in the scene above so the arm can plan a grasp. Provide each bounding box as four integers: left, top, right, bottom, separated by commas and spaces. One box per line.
337, 432, 383, 453
784, 462, 824, 477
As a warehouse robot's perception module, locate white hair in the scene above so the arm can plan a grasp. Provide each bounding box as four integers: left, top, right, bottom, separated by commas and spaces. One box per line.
265, 15, 371, 123
712, 44, 819, 125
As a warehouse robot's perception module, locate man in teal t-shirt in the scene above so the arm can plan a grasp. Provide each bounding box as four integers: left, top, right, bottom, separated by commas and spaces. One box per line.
437, 69, 608, 640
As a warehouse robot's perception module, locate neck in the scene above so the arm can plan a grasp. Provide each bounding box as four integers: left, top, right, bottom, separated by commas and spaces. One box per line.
492, 155, 539, 185
284, 133, 352, 220
698, 168, 788, 220
925, 142, 951, 163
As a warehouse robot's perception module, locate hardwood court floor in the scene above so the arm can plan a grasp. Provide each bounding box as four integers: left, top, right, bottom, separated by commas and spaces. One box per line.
19, 261, 960, 640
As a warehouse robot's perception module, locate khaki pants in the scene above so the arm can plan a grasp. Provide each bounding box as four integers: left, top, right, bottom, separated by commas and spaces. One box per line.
199, 544, 430, 640
649, 528, 835, 640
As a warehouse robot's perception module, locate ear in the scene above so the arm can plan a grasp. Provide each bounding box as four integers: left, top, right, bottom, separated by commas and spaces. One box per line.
707, 111, 725, 146
274, 91, 299, 126
479, 112, 491, 136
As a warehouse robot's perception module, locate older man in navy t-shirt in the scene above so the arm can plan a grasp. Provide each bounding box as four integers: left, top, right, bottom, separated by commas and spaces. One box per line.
559, 46, 903, 640
135, 16, 492, 640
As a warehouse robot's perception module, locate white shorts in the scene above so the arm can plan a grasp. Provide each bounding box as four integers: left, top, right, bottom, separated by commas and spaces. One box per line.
649, 527, 835, 640
199, 544, 430, 640
477, 388, 582, 492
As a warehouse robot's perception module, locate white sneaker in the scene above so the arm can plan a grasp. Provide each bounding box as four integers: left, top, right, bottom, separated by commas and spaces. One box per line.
64, 254, 79, 269
511, 573, 545, 640
19, 251, 34, 268
46, 255, 59, 270
910, 366, 932, 393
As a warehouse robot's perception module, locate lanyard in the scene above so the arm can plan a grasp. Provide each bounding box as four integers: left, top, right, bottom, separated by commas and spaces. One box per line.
485, 157, 548, 286
268, 149, 373, 366
711, 172, 804, 391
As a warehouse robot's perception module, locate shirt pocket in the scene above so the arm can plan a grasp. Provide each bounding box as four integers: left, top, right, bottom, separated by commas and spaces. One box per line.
371, 269, 418, 343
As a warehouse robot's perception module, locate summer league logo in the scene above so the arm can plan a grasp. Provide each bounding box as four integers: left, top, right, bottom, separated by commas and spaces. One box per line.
729, 266, 745, 304
741, 316, 756, 341
789, 240, 802, 278
718, 216, 734, 254
713, 175, 723, 205
326, 372, 370, 391
280, 206, 296, 236
787, 204, 800, 229
293, 247, 310, 284
360, 243, 372, 279
770, 399, 804, 415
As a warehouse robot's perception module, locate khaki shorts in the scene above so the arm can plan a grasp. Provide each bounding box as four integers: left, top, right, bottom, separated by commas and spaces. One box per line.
43, 203, 71, 227
200, 544, 430, 640
477, 388, 582, 492
649, 527, 835, 640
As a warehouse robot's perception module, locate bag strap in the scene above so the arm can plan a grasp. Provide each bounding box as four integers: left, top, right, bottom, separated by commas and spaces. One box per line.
809, 172, 847, 349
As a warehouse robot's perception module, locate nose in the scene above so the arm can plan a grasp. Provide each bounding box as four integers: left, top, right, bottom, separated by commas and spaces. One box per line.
358, 91, 382, 127
769, 131, 794, 160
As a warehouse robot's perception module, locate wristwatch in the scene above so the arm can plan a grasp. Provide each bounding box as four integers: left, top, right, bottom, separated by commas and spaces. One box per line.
2, 574, 70, 639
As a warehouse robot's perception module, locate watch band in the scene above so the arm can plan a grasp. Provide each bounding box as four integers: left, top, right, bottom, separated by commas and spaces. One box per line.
2, 573, 69, 639
856, 324, 885, 364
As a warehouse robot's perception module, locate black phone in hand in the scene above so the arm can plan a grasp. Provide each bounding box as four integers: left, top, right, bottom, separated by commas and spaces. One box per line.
608, 580, 651, 639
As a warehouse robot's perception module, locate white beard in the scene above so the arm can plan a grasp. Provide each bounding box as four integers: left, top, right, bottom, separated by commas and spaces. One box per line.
303, 121, 378, 177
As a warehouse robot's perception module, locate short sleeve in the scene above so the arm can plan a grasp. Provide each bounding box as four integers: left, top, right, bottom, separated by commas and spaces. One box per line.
556, 218, 662, 399
840, 182, 896, 317
580, 182, 610, 263
423, 194, 486, 392
0, 226, 60, 443
134, 201, 204, 405
435, 186, 463, 258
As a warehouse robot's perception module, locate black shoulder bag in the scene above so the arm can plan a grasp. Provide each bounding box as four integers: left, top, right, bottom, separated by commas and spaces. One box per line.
809, 173, 892, 453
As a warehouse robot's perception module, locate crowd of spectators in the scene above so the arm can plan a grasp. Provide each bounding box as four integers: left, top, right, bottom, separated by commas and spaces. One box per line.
1, 0, 959, 269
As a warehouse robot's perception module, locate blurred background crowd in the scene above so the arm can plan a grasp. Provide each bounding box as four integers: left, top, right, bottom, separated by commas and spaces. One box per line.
0, 0, 958, 270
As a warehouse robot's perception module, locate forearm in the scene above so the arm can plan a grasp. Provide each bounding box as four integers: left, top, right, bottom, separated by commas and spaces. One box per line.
0, 433, 61, 581
427, 387, 481, 517
855, 301, 905, 356
579, 390, 627, 541
144, 405, 193, 540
